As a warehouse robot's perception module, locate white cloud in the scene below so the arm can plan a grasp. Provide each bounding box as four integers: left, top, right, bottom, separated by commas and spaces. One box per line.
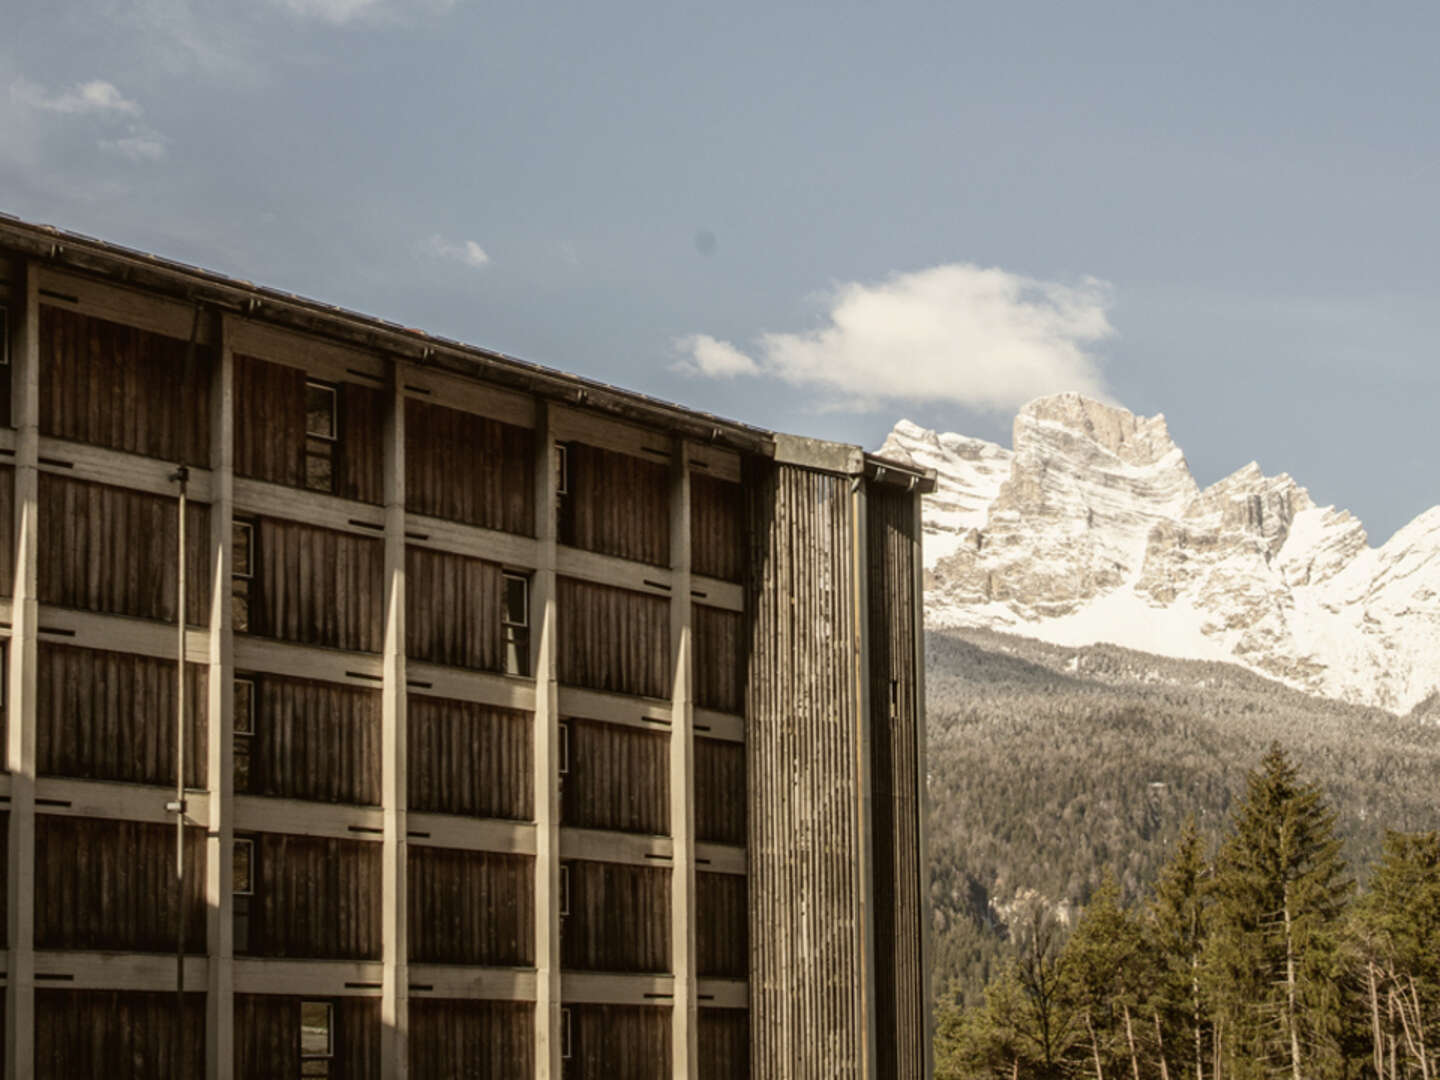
102, 133, 170, 161
269, 0, 456, 23
426, 233, 491, 269
675, 263, 1114, 412
11, 78, 142, 116
671, 334, 760, 378
10, 76, 170, 166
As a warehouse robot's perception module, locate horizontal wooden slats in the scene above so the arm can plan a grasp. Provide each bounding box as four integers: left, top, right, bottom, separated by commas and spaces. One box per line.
242, 673, 381, 805
407, 846, 534, 965
240, 832, 381, 960
36, 990, 205, 1080
691, 472, 745, 583
561, 860, 671, 974
405, 398, 535, 534
558, 441, 670, 567
557, 578, 670, 700
404, 545, 505, 671
248, 517, 383, 652
409, 999, 533, 1079
560, 718, 669, 835
567, 1004, 672, 1079
697, 871, 749, 978
694, 604, 744, 715
407, 695, 532, 819
234, 994, 381, 1080
694, 737, 746, 847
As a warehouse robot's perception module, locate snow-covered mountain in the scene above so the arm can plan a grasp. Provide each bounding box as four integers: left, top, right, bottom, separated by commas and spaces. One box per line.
879, 394, 1440, 713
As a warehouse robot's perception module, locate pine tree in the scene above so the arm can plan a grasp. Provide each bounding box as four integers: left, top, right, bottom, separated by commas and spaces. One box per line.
1061, 873, 1146, 1079
1149, 818, 1211, 1080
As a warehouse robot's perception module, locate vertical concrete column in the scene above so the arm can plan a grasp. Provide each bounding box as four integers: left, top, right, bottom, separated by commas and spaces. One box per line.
911, 492, 935, 1080
380, 363, 409, 1077
668, 441, 697, 1080
206, 316, 237, 1078
532, 402, 562, 1079
5, 262, 40, 1080
851, 475, 878, 1080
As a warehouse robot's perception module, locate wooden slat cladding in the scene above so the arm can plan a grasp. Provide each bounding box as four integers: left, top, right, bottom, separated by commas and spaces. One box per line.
244, 674, 381, 805
557, 578, 670, 700
408, 695, 532, 819
240, 832, 381, 960
248, 517, 383, 652
558, 442, 670, 566
697, 871, 748, 978
35, 816, 205, 953
694, 604, 744, 715
406, 398, 535, 534
699, 1009, 751, 1080
560, 718, 668, 835
38, 643, 207, 788
0, 811, 8, 949
744, 460, 865, 1077
695, 736, 746, 846
36, 990, 205, 1080
561, 860, 670, 974
691, 472, 745, 583
408, 846, 534, 965
0, 466, 14, 597
567, 1004, 672, 1079
235, 995, 380, 1080
235, 353, 384, 503
38, 474, 211, 625
405, 545, 504, 670
866, 485, 927, 1078
39, 305, 212, 467
409, 1000, 533, 1080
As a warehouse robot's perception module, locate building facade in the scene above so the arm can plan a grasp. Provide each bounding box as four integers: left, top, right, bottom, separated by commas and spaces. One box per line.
0, 216, 934, 1079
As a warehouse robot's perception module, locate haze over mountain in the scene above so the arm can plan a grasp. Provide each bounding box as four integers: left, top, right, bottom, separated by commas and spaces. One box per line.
879, 393, 1440, 713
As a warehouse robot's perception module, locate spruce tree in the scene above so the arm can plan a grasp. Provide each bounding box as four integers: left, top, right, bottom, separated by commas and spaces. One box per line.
1061, 874, 1146, 1079
1149, 818, 1211, 1080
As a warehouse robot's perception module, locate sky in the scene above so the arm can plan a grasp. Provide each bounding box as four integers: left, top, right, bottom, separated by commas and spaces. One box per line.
4, 1, 1440, 543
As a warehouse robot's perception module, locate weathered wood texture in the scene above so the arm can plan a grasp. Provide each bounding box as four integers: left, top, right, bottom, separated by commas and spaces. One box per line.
39, 305, 212, 466
235, 353, 384, 503
36, 990, 205, 1080
38, 473, 211, 625
694, 736, 746, 846
0, 466, 15, 596
405, 398, 534, 534
558, 442, 670, 566
0, 811, 8, 948
866, 485, 927, 1079
690, 472, 745, 583
405, 545, 505, 670
556, 578, 670, 700
408, 695, 532, 819
240, 832, 381, 960
243, 673, 381, 805
247, 517, 383, 652
561, 860, 670, 974
693, 604, 744, 715
235, 995, 381, 1080
559, 718, 668, 835
409, 999, 533, 1080
567, 1004, 672, 1080
407, 846, 534, 965
699, 1009, 750, 1080
696, 871, 748, 978
34, 816, 206, 952
37, 643, 207, 788
744, 460, 864, 1077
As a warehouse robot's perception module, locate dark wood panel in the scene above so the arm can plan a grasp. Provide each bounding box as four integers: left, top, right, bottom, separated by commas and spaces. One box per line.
38, 474, 211, 625
405, 545, 504, 670
36, 990, 204, 1080
409, 999, 533, 1080
557, 578, 670, 700
235, 353, 306, 489
693, 605, 744, 715
241, 832, 381, 960
406, 399, 535, 534
0, 466, 14, 597
561, 860, 669, 974
242, 673, 381, 805
691, 472, 745, 583
38, 643, 207, 788
337, 380, 385, 505
248, 517, 383, 652
0, 811, 8, 949
694, 737, 746, 847
560, 718, 668, 835
39, 305, 212, 467
235, 995, 380, 1080
35, 816, 205, 953
697, 871, 748, 978
567, 1004, 671, 1080
408, 695, 532, 819
558, 442, 670, 567
698, 1009, 750, 1080
408, 846, 534, 965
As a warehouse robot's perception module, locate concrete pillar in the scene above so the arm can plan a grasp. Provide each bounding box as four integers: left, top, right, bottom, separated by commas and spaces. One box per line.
669, 441, 697, 1080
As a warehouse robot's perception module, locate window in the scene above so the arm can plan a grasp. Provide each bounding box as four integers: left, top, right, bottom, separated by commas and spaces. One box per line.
560, 1006, 573, 1060
233, 836, 254, 952
558, 719, 570, 777
555, 441, 570, 495
304, 380, 338, 493
559, 862, 571, 917
234, 677, 256, 793
502, 571, 531, 677
0, 305, 9, 367
232, 519, 255, 632
300, 1000, 334, 1078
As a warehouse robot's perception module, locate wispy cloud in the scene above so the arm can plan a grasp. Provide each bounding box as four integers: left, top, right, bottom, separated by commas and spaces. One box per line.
675, 263, 1114, 412
102, 133, 170, 161
269, 0, 457, 24
11, 78, 141, 116
426, 233, 491, 269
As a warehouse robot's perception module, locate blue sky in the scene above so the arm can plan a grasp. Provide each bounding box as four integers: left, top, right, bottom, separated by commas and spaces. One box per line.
4, 1, 1439, 541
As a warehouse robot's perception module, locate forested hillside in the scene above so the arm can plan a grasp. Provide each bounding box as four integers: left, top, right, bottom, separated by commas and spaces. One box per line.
925, 628, 1440, 1010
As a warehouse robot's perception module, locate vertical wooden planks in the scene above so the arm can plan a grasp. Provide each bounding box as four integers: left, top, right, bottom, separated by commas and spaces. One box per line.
567, 1004, 672, 1079
243, 674, 381, 805
556, 578, 671, 700
690, 473, 744, 583
247, 518, 383, 652
693, 605, 744, 715
234, 995, 380, 1080
404, 399, 535, 534
406, 846, 534, 965
408, 999, 533, 1079
239, 832, 382, 960
403, 546, 504, 670
696, 871, 748, 978
234, 353, 306, 489
693, 737, 746, 847
337, 381, 385, 504
559, 718, 669, 835
558, 442, 670, 566
698, 1010, 750, 1080
35, 990, 205, 1080
560, 860, 671, 974
407, 695, 533, 818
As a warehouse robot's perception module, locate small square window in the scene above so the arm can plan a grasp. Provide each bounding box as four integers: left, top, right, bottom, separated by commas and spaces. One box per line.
304, 380, 338, 494
502, 571, 531, 677
305, 382, 337, 440
300, 999, 333, 1077
233, 838, 255, 895
502, 573, 529, 628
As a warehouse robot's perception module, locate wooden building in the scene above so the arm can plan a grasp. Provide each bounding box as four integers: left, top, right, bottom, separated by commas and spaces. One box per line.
0, 215, 935, 1079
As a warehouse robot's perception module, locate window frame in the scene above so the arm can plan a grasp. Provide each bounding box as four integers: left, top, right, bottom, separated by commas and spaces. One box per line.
303, 378, 339, 494
559, 862, 571, 917
233, 837, 255, 897
558, 719, 570, 777
232, 518, 256, 633
501, 570, 531, 677
555, 441, 570, 495
560, 1006, 573, 1060
0, 305, 9, 368
233, 676, 256, 793
299, 998, 335, 1078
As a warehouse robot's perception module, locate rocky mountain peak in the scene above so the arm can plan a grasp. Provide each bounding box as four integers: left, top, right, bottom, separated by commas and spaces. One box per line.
1017, 393, 1181, 469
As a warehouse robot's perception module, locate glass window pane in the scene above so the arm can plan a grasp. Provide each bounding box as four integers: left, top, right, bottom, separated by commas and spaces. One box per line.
232, 522, 252, 577
300, 1001, 333, 1057
234, 679, 254, 734
503, 574, 528, 626
233, 840, 253, 894
305, 383, 336, 439
305, 444, 334, 492
231, 591, 250, 633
